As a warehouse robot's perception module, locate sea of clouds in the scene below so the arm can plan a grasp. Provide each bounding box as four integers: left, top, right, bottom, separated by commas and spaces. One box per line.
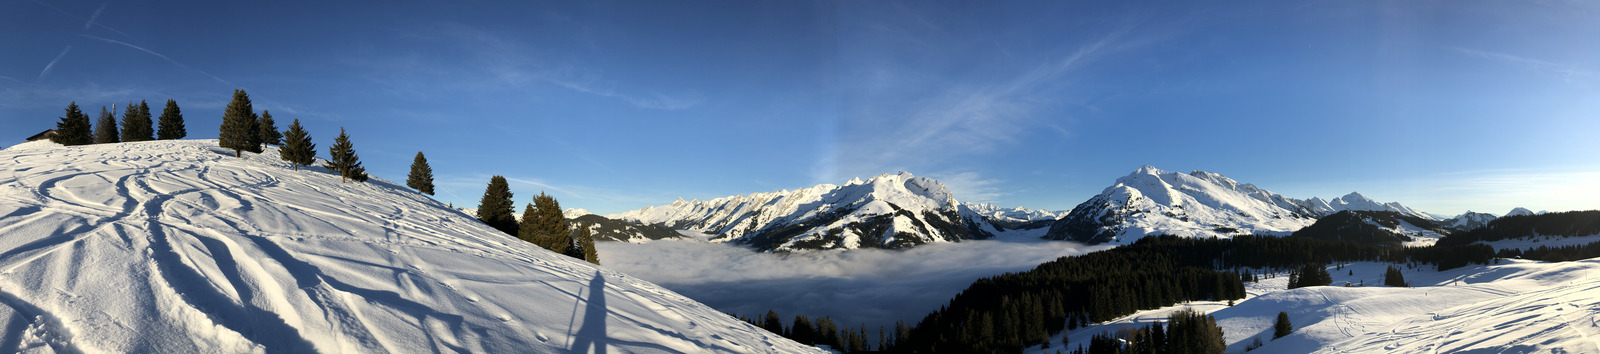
597, 236, 1108, 333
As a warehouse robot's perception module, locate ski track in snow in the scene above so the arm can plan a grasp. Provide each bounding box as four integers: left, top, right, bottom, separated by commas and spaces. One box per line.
0, 140, 817, 353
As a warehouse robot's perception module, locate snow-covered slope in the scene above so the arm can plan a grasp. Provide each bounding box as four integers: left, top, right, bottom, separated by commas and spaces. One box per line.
0, 140, 815, 353
1043, 166, 1322, 244
612, 172, 1001, 251
1027, 259, 1600, 353
1043, 166, 1437, 245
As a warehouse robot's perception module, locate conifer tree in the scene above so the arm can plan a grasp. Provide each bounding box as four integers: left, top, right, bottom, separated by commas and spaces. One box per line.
279, 119, 316, 170
477, 176, 517, 236
1384, 266, 1408, 287
157, 99, 186, 139
52, 102, 92, 146
219, 89, 262, 156
323, 127, 368, 182
1273, 311, 1293, 339
574, 223, 599, 265
120, 100, 154, 142
93, 106, 119, 144
406, 152, 435, 195
521, 192, 572, 256
517, 203, 538, 243
258, 110, 282, 146
763, 310, 785, 335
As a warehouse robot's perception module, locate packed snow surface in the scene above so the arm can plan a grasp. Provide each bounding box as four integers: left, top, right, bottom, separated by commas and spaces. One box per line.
0, 140, 815, 353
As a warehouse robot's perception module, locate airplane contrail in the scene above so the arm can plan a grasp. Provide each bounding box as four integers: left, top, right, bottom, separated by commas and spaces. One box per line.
38, 46, 73, 81
84, 2, 106, 30
26, 0, 137, 40
80, 34, 236, 86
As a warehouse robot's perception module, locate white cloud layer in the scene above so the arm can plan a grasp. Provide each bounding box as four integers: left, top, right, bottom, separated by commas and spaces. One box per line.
597, 237, 1107, 333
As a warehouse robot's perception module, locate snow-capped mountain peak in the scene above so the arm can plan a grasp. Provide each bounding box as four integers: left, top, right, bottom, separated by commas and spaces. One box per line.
1045, 166, 1440, 244
1506, 207, 1537, 217
1045, 167, 1323, 244
613, 171, 996, 251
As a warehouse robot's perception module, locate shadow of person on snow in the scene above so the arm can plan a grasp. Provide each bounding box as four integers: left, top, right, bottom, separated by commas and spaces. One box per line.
571, 272, 607, 354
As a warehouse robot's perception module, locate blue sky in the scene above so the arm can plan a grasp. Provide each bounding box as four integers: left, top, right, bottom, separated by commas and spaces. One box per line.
3, 0, 1597, 216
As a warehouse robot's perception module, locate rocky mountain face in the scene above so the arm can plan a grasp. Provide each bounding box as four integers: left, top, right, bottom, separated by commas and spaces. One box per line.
1044, 166, 1436, 245
612, 172, 1019, 251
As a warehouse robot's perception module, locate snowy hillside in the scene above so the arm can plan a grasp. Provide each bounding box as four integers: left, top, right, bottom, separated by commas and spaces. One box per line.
1291, 211, 1452, 247
1043, 166, 1436, 245
0, 140, 815, 353
611, 172, 1002, 251
1027, 259, 1600, 353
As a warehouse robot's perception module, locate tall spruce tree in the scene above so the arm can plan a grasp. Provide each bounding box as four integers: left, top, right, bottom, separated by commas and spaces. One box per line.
93, 106, 119, 144
219, 89, 262, 156
406, 152, 435, 195
120, 100, 154, 142
52, 102, 92, 146
279, 119, 316, 171
521, 192, 572, 256
1273, 311, 1293, 339
575, 223, 600, 265
477, 176, 517, 236
517, 203, 540, 243
323, 127, 368, 182
156, 99, 186, 139
258, 110, 282, 146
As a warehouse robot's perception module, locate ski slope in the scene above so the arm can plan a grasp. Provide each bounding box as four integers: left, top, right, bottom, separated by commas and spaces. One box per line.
0, 140, 815, 353
1029, 259, 1600, 353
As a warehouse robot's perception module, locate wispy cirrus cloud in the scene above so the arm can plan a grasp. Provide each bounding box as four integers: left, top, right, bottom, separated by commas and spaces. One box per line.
370, 22, 703, 111
1453, 47, 1595, 82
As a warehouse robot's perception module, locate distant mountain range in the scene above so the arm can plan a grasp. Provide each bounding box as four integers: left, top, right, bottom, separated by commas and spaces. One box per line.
610, 172, 1058, 251
598, 166, 1557, 250
1040, 166, 1446, 244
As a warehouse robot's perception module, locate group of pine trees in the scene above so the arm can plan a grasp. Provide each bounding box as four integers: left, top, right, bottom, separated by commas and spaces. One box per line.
740, 310, 904, 352
52, 99, 186, 146
476, 176, 600, 265
212, 89, 373, 183
1384, 266, 1408, 287
1285, 263, 1332, 289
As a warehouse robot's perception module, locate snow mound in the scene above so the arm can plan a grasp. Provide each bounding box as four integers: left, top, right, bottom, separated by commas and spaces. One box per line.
0, 140, 814, 353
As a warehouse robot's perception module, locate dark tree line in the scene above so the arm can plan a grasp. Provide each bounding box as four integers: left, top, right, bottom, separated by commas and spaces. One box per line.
1498, 242, 1600, 262
737, 310, 876, 352
1072, 309, 1225, 354
1440, 210, 1600, 246
1384, 266, 1408, 287
50, 99, 183, 145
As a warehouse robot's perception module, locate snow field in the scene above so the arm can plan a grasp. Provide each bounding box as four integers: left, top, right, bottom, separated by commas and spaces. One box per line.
0, 140, 817, 353
1023, 259, 1600, 353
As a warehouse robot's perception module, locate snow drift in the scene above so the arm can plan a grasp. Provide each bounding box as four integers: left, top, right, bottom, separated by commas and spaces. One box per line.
0, 140, 814, 353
